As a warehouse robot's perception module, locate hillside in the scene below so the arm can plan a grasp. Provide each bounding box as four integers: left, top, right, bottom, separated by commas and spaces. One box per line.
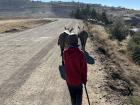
85, 21, 140, 105
0, 1, 140, 19
0, 1, 76, 18
0, 0, 31, 9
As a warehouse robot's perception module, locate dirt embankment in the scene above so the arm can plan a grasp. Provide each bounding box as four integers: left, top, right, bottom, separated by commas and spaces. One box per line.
0, 19, 52, 34
86, 22, 140, 105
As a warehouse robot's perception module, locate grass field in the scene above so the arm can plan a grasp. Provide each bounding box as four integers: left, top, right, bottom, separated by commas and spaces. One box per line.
0, 19, 52, 34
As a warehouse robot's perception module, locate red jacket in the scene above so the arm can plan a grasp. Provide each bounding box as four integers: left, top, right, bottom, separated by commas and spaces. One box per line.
64, 47, 87, 86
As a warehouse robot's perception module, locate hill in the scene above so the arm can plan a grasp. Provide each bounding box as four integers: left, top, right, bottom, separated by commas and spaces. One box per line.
0, 0, 31, 9
0, 1, 140, 19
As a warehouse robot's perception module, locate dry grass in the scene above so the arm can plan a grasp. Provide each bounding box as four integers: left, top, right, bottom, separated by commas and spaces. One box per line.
87, 22, 140, 105
0, 19, 52, 33
89, 24, 119, 50
125, 95, 140, 105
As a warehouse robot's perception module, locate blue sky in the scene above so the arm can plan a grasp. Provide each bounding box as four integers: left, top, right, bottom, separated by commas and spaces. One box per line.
37, 0, 140, 10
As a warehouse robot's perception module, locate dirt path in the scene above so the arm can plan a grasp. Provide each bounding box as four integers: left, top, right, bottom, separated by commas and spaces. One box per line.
0, 18, 126, 105
0, 18, 83, 105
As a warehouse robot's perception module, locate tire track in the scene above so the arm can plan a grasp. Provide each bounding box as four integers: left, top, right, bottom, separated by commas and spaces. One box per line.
0, 19, 72, 61
0, 19, 73, 86
39, 48, 71, 105
0, 20, 58, 42
0, 19, 82, 105
0, 38, 57, 104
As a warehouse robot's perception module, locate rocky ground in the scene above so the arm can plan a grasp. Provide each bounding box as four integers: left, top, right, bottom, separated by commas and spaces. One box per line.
0, 18, 139, 105
85, 22, 140, 105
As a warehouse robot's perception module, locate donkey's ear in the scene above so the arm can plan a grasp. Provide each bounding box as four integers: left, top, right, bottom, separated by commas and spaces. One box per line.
83, 26, 85, 30
64, 26, 69, 30
69, 27, 74, 32
78, 26, 80, 29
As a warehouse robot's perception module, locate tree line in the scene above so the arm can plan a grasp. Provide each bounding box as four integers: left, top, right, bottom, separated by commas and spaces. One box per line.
71, 5, 140, 65
70, 5, 110, 25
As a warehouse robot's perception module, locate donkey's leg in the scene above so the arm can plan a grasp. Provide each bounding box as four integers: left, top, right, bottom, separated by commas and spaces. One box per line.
80, 38, 84, 51
83, 37, 88, 52
82, 38, 86, 52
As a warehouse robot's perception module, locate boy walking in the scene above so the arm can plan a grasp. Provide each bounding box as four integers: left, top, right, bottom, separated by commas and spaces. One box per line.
64, 35, 87, 105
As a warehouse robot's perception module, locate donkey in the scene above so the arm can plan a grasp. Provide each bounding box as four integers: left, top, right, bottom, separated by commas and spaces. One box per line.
58, 27, 74, 56
78, 26, 88, 52
58, 27, 74, 65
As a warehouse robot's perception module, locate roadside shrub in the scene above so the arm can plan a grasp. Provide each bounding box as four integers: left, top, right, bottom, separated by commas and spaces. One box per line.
81, 5, 91, 19
74, 8, 82, 19
128, 33, 140, 64
111, 19, 128, 41
91, 8, 97, 19
135, 14, 140, 18
101, 11, 110, 25
72, 5, 91, 19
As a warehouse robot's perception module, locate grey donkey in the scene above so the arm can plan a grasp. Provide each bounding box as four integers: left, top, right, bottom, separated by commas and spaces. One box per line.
78, 26, 88, 52
58, 27, 74, 64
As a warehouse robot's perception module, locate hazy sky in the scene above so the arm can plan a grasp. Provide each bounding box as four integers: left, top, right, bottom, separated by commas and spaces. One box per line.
36, 0, 140, 10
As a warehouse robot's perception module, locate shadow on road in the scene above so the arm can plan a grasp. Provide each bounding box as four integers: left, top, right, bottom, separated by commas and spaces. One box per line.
84, 51, 95, 65
59, 65, 66, 80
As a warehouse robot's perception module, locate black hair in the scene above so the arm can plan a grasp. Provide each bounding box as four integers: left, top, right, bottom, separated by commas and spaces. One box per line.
68, 34, 78, 46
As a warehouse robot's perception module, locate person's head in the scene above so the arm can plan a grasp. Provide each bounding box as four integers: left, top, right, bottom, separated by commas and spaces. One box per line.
68, 34, 78, 46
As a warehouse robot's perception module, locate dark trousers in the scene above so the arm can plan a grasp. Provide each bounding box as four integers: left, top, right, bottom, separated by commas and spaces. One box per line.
68, 84, 83, 105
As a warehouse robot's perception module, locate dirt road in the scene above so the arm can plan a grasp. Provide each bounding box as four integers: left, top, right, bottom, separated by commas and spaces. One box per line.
0, 18, 129, 105
0, 19, 84, 105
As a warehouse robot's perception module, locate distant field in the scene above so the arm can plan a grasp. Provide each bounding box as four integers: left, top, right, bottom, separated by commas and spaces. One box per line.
0, 7, 73, 19
0, 19, 53, 34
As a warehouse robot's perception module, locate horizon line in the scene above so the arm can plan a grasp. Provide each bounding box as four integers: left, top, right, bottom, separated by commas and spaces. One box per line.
34, 0, 140, 10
